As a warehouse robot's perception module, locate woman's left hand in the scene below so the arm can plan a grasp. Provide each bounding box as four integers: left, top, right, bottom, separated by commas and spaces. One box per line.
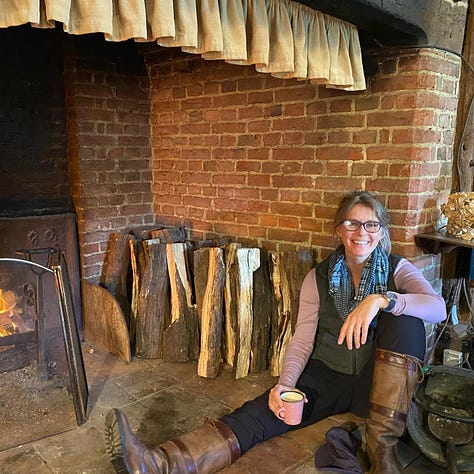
337, 294, 386, 349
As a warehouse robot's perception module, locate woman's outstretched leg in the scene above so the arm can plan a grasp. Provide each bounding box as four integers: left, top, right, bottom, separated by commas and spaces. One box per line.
105, 409, 240, 474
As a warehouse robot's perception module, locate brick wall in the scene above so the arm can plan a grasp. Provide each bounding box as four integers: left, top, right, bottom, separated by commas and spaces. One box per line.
64, 35, 153, 281
58, 39, 460, 288
145, 47, 460, 285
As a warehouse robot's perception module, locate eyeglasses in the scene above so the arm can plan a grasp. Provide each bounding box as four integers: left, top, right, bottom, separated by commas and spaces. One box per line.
339, 219, 383, 233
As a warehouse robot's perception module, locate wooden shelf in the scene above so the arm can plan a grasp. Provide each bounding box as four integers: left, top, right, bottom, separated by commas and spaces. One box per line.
415, 229, 474, 255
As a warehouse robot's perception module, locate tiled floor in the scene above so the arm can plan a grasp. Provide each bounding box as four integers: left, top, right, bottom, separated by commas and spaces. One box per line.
0, 341, 470, 473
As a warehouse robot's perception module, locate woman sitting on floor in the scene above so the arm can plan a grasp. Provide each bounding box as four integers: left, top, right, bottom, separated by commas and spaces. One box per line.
105, 190, 446, 474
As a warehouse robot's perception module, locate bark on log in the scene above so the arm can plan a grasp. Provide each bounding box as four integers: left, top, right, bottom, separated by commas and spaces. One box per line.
268, 250, 315, 377
150, 227, 187, 243
224, 245, 260, 379
163, 242, 199, 362
99, 232, 132, 325
189, 238, 232, 251
134, 241, 170, 359
194, 247, 225, 378
250, 248, 274, 373
131, 225, 164, 240
223, 243, 240, 367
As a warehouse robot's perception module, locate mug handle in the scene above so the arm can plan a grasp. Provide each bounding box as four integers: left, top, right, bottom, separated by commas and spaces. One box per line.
277, 408, 286, 421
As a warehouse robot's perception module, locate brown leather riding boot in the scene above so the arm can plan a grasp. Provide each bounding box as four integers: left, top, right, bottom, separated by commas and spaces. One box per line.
105, 408, 241, 474
365, 348, 421, 474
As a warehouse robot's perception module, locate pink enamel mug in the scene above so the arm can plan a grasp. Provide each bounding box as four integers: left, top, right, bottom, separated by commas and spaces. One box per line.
277, 390, 304, 425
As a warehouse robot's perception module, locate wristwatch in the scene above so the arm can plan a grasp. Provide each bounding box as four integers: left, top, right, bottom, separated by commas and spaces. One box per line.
382, 292, 397, 312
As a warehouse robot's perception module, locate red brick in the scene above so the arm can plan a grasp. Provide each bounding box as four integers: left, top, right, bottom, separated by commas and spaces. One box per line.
326, 162, 350, 176
260, 214, 278, 226
278, 216, 299, 228
270, 201, 313, 217
247, 148, 270, 160
248, 174, 270, 186
239, 106, 265, 119
282, 132, 303, 145
355, 96, 380, 111
328, 131, 351, 144
248, 120, 271, 132
262, 133, 281, 146
267, 228, 310, 243
212, 122, 246, 134
213, 173, 246, 185
317, 114, 365, 129
366, 146, 432, 162
273, 117, 316, 131
238, 77, 264, 91
236, 160, 261, 172
274, 86, 316, 102
329, 99, 352, 113
284, 103, 305, 116
280, 191, 302, 203
316, 147, 363, 161
272, 148, 314, 161
272, 175, 312, 188
281, 162, 302, 173
247, 91, 273, 104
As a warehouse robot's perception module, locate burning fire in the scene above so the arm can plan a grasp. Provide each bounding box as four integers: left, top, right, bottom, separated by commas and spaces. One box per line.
0, 288, 17, 315
0, 288, 23, 339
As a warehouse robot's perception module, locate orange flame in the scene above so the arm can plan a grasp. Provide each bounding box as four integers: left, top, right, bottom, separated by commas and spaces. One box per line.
0, 289, 17, 316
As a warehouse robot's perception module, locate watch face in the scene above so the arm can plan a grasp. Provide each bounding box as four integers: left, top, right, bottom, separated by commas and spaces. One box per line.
384, 292, 396, 311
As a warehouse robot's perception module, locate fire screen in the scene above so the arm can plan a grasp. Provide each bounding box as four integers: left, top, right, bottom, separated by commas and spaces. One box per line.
0, 255, 88, 452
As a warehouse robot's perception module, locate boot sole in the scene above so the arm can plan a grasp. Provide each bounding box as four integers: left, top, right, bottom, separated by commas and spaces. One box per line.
105, 409, 130, 474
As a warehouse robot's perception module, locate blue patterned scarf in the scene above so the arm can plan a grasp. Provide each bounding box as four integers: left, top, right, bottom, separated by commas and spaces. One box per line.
328, 245, 389, 321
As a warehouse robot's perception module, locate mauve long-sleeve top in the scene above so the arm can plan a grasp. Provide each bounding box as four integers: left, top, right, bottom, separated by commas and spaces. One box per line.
278, 258, 447, 388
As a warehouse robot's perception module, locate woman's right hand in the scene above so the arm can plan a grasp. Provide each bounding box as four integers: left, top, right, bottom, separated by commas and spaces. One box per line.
268, 384, 307, 417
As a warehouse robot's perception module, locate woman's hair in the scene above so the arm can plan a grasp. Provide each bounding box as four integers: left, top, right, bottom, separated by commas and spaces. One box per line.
333, 190, 391, 253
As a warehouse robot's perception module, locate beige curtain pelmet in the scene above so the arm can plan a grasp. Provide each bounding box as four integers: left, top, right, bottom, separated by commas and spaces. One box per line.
0, 0, 366, 90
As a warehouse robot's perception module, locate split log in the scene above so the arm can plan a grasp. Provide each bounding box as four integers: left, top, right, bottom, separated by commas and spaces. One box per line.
189, 238, 232, 251
250, 248, 274, 373
268, 250, 315, 377
82, 281, 131, 363
224, 245, 260, 379
128, 236, 141, 347
134, 241, 170, 359
194, 247, 225, 378
99, 232, 132, 325
163, 242, 199, 362
187, 238, 231, 284
131, 225, 164, 240
150, 227, 187, 243
223, 243, 240, 367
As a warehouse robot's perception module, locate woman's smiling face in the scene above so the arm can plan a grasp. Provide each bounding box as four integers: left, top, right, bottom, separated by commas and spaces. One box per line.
335, 204, 384, 263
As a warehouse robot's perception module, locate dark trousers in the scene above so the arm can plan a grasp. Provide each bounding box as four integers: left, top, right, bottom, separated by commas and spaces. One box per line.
221, 312, 426, 453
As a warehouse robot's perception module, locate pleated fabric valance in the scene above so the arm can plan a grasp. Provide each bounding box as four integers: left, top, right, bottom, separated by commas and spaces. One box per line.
0, 0, 366, 90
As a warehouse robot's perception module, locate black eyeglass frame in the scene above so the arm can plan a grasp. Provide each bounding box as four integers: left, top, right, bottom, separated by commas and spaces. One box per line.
338, 219, 383, 233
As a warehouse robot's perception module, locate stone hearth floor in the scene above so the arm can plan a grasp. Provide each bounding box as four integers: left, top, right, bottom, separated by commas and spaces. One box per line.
0, 341, 471, 474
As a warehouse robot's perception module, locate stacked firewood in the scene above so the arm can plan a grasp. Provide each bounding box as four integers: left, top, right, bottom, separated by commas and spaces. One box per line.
97, 226, 315, 379
441, 192, 474, 241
